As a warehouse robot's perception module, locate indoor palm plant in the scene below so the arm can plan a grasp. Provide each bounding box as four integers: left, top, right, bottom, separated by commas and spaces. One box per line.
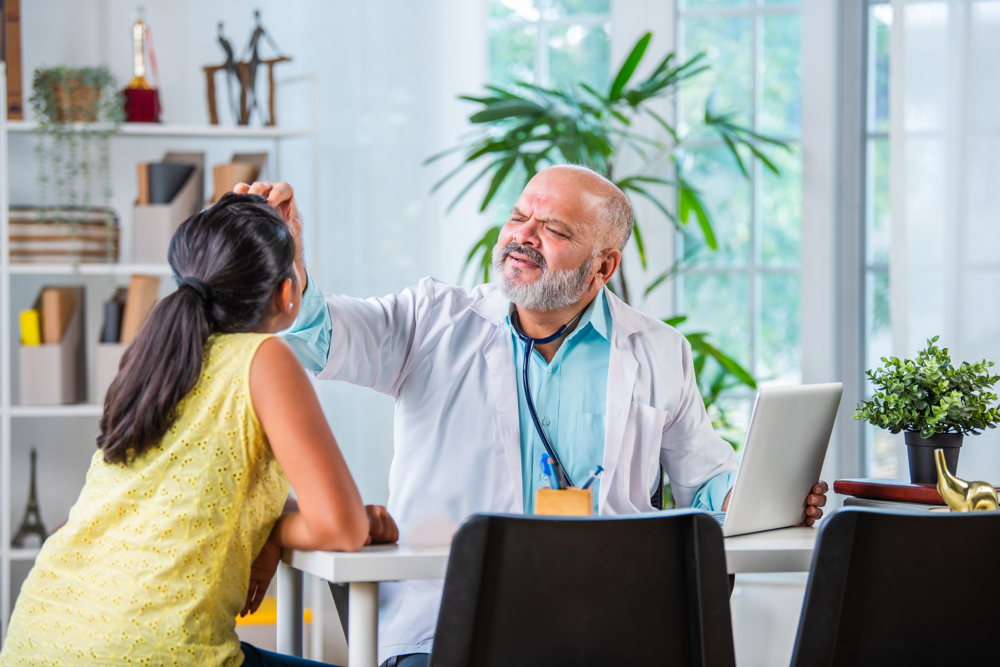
854, 337, 1000, 483
427, 32, 785, 433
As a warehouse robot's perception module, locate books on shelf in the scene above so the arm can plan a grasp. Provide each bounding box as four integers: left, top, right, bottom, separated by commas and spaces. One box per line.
120, 275, 160, 344
41, 287, 77, 344
836, 478, 959, 514
8, 206, 120, 263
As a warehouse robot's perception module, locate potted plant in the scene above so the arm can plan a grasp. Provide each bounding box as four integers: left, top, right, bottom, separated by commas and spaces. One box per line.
29, 66, 124, 264
854, 337, 1000, 484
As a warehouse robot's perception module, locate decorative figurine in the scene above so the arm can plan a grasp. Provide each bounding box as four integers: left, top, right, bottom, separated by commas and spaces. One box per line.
202, 10, 290, 126
935, 448, 999, 512
11, 448, 48, 548
122, 7, 161, 123
216, 23, 240, 125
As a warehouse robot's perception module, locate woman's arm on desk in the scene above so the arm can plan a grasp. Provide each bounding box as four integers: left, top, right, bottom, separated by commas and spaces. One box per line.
250, 337, 370, 552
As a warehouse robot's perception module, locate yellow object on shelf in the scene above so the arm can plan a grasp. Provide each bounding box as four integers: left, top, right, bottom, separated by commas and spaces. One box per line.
935, 448, 999, 512
535, 487, 594, 516
235, 597, 312, 627
19, 309, 41, 346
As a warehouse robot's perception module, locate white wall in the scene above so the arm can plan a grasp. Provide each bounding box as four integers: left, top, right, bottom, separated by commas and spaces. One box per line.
10, 0, 490, 508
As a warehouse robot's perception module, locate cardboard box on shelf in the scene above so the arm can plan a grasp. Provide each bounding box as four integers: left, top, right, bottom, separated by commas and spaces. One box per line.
95, 343, 127, 403
18, 285, 86, 405
211, 153, 267, 203
132, 152, 204, 264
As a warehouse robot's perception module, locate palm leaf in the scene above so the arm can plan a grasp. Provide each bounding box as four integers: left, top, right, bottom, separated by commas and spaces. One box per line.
470, 100, 543, 123
631, 218, 647, 269
480, 155, 519, 212
609, 32, 652, 101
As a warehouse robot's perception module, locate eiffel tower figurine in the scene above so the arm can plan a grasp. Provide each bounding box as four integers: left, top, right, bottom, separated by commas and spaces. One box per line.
12, 448, 48, 548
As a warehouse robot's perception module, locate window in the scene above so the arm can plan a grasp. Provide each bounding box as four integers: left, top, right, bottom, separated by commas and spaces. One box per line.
864, 1, 895, 476
488, 0, 613, 91
676, 1, 803, 427
487, 0, 614, 223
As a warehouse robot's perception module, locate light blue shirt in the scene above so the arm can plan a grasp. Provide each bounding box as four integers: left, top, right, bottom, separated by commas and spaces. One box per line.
509, 290, 612, 514
281, 275, 734, 513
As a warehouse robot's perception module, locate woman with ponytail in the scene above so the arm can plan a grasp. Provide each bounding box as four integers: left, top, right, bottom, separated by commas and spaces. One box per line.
1, 193, 395, 667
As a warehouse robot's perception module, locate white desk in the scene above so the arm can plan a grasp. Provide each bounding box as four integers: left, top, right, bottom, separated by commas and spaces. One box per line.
277, 525, 817, 666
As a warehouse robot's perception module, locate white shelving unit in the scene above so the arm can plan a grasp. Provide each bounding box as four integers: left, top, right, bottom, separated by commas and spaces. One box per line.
0, 62, 319, 643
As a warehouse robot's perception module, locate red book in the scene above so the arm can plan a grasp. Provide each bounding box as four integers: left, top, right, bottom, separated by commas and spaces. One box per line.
834, 478, 945, 505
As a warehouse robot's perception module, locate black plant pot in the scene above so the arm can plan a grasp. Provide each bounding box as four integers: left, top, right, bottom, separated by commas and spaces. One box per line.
904, 431, 964, 484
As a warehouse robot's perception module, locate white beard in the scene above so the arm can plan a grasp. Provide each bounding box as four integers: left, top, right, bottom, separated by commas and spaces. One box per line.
491, 243, 593, 312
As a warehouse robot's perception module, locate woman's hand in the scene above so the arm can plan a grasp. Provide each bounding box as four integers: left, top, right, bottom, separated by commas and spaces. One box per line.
241, 538, 282, 617
365, 505, 399, 545
233, 181, 306, 293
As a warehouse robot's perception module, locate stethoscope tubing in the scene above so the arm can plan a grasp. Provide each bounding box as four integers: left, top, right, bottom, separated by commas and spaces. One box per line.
512, 309, 585, 490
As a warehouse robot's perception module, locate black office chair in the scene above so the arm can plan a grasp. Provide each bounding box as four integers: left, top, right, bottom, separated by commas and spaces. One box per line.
428, 511, 736, 667
790, 507, 1000, 666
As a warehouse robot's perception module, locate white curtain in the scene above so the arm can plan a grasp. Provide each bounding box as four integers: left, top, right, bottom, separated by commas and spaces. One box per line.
890, 0, 1000, 479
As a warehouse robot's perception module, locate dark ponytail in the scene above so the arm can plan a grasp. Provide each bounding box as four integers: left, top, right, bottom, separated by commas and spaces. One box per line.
97, 193, 296, 464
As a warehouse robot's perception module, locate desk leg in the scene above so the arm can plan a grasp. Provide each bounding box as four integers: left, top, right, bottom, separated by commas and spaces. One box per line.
348, 582, 379, 667
277, 561, 304, 657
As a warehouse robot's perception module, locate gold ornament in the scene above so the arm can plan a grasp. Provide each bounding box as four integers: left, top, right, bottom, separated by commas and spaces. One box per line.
935, 448, 999, 512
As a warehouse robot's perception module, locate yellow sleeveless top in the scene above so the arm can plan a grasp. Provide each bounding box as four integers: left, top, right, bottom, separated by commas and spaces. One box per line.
1, 334, 290, 666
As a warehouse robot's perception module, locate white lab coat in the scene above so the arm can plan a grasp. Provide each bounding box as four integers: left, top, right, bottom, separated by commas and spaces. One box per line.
316, 278, 737, 662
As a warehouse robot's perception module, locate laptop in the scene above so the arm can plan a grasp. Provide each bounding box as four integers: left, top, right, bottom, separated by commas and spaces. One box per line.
712, 383, 843, 537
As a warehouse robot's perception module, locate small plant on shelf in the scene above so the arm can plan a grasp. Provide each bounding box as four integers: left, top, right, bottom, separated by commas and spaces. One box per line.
854, 336, 1000, 483
29, 66, 124, 264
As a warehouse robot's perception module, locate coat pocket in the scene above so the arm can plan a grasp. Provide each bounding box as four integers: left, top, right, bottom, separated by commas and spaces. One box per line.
622, 401, 671, 507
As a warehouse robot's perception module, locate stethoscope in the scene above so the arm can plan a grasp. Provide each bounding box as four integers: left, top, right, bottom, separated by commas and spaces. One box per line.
511, 308, 587, 490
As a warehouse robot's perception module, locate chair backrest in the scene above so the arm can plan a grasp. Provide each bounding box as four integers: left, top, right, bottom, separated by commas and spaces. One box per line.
791, 507, 1000, 666
429, 511, 736, 667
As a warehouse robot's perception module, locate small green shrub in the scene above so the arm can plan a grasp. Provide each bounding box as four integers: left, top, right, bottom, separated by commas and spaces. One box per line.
854, 337, 1000, 438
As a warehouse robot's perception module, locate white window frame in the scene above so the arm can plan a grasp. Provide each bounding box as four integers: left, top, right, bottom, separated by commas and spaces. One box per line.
674, 1, 804, 396
487, 1, 614, 87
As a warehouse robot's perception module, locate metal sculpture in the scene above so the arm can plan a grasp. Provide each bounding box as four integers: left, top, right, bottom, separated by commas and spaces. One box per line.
203, 10, 290, 126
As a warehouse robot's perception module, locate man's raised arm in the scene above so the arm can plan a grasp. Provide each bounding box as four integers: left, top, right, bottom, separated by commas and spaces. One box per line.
237, 181, 425, 395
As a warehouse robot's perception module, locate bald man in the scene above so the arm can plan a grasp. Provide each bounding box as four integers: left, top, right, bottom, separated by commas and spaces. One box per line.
246, 166, 826, 667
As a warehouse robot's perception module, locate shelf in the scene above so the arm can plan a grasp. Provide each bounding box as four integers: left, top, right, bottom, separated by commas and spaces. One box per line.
9, 548, 41, 561
8, 404, 103, 418
7, 263, 174, 277
7, 120, 313, 139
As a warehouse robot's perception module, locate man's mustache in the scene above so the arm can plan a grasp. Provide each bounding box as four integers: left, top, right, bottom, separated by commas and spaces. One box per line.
498, 242, 547, 271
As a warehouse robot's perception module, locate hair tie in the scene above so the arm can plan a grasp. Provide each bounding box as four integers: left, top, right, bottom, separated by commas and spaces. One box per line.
177, 276, 213, 306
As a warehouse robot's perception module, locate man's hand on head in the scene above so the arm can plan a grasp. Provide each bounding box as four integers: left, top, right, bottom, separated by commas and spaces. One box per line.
803, 481, 828, 526
364, 505, 399, 545
233, 181, 307, 293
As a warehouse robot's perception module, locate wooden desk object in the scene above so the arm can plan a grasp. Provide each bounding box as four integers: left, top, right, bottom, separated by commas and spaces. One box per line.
535, 487, 593, 516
